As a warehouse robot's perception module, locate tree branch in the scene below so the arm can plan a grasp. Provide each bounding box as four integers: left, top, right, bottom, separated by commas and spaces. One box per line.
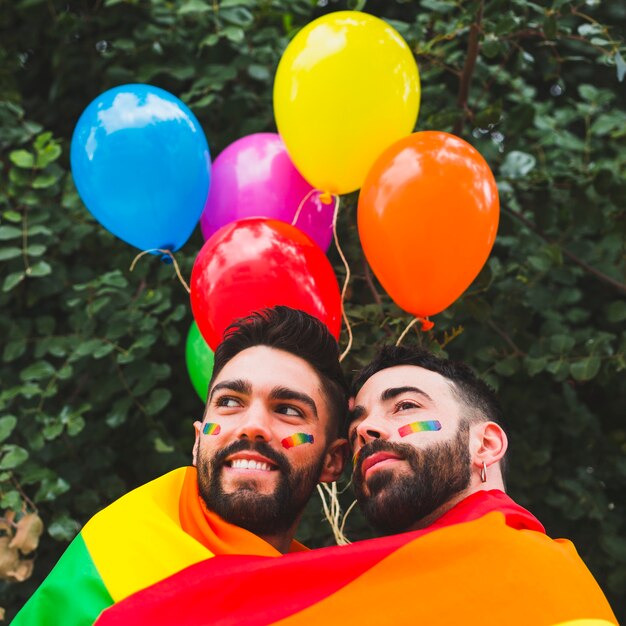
454, 0, 484, 135
503, 207, 626, 294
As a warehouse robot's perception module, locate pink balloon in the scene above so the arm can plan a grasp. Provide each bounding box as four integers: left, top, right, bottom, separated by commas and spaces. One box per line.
199, 133, 334, 251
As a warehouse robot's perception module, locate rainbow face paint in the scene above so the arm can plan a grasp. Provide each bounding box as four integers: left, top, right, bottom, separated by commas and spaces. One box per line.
398, 420, 441, 438
203, 423, 221, 436
281, 433, 314, 449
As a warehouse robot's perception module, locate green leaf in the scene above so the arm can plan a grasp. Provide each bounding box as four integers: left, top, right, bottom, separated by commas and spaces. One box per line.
616, 51, 626, 82
500, 151, 536, 178
154, 436, 174, 453
67, 415, 85, 437
28, 261, 52, 277
178, 0, 211, 14
3, 271, 25, 292
549, 334, 576, 353
32, 172, 61, 189
222, 25, 245, 43
0, 444, 29, 469
2, 210, 22, 223
248, 64, 270, 81
3, 338, 26, 362
482, 35, 502, 59
0, 226, 21, 240
26, 244, 46, 257
35, 142, 62, 168
145, 388, 172, 415
0, 247, 22, 260
20, 360, 55, 381
9, 150, 34, 168
525, 356, 548, 376
48, 514, 80, 541
570, 357, 601, 381
606, 300, 626, 323
577, 23, 603, 37
0, 416, 17, 443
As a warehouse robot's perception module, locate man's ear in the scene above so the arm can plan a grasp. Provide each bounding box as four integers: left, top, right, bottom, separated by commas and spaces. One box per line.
319, 438, 349, 483
470, 421, 507, 468
192, 421, 202, 466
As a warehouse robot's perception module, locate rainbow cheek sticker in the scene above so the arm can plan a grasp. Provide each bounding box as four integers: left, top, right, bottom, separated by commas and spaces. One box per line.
281, 433, 314, 449
398, 420, 441, 438
203, 423, 221, 435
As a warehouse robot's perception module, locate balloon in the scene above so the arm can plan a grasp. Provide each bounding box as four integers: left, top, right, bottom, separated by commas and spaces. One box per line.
190, 218, 341, 349
200, 133, 334, 251
185, 321, 214, 402
71, 84, 211, 252
274, 11, 420, 196
357, 131, 499, 318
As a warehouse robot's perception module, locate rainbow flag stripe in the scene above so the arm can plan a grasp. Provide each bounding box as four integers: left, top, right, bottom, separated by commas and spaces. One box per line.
202, 422, 221, 435
94, 490, 617, 626
398, 420, 441, 437
281, 433, 314, 449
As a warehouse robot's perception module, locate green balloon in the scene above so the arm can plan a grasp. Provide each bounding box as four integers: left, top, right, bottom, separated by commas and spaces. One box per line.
185, 321, 214, 402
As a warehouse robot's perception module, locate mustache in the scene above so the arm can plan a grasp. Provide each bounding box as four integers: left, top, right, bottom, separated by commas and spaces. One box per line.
353, 439, 416, 480
212, 439, 290, 475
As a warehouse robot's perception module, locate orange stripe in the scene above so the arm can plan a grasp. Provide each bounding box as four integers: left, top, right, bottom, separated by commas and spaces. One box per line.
277, 513, 617, 626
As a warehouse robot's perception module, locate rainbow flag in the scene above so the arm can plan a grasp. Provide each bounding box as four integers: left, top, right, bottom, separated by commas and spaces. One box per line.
13, 467, 301, 625
95, 491, 617, 626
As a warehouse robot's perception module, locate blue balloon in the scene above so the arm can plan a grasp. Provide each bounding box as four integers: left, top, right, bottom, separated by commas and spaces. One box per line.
70, 84, 211, 252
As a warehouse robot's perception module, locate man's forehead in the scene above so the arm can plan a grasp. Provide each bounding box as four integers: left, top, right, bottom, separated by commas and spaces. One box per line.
211, 345, 326, 400
354, 364, 453, 404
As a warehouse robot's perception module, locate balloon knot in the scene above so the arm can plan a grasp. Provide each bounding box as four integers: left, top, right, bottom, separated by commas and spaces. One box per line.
319, 191, 333, 205
420, 318, 434, 332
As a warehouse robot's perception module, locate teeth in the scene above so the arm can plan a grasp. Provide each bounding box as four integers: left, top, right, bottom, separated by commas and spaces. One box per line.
231, 459, 272, 471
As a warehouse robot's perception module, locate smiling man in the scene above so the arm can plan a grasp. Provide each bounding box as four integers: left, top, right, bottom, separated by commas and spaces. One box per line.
13, 307, 348, 626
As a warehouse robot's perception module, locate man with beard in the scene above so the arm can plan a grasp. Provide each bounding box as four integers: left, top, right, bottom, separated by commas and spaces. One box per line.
82, 346, 616, 626
349, 344, 508, 535
13, 307, 348, 626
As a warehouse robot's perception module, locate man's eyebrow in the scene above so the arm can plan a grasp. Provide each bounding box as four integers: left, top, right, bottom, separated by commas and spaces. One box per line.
380, 386, 433, 403
209, 379, 251, 401
269, 386, 318, 419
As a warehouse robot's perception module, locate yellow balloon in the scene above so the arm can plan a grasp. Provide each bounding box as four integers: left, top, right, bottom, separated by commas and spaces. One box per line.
274, 11, 420, 196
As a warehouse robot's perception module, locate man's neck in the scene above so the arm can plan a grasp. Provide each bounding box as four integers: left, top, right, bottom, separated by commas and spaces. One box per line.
257, 532, 295, 555
406, 489, 471, 531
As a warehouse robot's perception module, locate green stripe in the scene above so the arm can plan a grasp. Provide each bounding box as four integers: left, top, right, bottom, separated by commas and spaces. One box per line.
12, 533, 113, 626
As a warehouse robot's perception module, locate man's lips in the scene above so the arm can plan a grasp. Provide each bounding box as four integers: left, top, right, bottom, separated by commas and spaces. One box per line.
223, 452, 279, 473
361, 452, 404, 478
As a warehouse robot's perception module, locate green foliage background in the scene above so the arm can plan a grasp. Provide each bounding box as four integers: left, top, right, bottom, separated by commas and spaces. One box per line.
1, 0, 624, 620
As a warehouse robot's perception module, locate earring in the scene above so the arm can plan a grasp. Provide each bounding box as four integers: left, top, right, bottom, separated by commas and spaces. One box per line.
480, 461, 487, 483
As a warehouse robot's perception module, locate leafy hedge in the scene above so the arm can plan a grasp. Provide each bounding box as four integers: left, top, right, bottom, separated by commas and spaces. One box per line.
1, 0, 624, 621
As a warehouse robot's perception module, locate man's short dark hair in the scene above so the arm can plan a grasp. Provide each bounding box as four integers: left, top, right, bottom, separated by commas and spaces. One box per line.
352, 345, 504, 429
210, 306, 349, 438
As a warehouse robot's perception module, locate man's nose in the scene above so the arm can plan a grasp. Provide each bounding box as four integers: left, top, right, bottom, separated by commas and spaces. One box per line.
356, 416, 389, 445
235, 404, 272, 442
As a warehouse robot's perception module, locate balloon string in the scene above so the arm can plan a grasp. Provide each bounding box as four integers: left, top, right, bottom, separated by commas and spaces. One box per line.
129, 249, 191, 294
291, 188, 318, 227
332, 196, 353, 363
396, 317, 435, 345
396, 318, 419, 346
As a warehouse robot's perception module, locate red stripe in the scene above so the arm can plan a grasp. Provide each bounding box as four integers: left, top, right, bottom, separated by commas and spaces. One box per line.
97, 531, 415, 626
96, 491, 543, 625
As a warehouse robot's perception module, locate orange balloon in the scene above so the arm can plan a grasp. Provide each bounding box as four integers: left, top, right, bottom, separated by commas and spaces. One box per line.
357, 131, 499, 319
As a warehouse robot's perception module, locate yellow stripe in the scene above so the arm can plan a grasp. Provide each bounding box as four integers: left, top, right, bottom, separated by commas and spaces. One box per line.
82, 467, 213, 601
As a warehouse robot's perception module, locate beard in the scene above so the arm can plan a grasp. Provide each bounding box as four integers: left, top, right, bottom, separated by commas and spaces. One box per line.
353, 422, 471, 535
196, 439, 325, 536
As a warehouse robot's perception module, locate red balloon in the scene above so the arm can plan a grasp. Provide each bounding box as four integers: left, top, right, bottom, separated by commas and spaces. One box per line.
190, 218, 342, 349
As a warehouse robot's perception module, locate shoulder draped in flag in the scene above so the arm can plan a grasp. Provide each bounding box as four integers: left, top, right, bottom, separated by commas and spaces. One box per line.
95, 490, 617, 626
